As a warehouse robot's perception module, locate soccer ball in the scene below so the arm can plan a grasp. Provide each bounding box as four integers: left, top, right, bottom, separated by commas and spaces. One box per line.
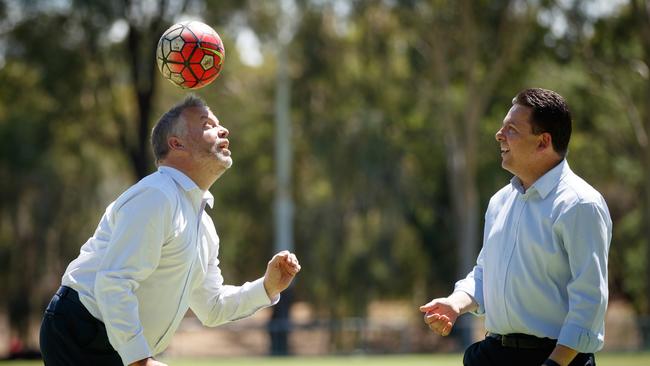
156, 21, 225, 89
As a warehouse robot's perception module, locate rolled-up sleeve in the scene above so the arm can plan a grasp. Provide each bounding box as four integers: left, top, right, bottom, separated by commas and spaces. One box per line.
556, 201, 612, 353
94, 188, 172, 365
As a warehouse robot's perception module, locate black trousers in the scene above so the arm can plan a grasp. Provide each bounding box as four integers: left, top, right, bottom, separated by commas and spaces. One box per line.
40, 286, 123, 366
464, 335, 595, 366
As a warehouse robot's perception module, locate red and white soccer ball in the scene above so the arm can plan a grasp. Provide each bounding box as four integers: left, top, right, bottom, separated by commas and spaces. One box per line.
156, 21, 225, 89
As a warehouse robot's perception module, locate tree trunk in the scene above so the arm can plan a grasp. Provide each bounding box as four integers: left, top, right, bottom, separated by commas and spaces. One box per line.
632, 0, 650, 320
126, 23, 158, 179
8, 195, 39, 352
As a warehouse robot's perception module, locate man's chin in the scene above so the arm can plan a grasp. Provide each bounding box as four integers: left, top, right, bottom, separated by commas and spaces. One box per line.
220, 157, 233, 169
501, 163, 517, 176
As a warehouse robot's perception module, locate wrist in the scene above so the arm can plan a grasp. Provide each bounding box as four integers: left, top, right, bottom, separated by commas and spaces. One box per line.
449, 291, 477, 314
543, 359, 561, 366
263, 277, 279, 299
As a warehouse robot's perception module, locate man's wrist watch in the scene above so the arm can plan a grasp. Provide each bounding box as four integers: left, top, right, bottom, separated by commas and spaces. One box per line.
543, 359, 561, 366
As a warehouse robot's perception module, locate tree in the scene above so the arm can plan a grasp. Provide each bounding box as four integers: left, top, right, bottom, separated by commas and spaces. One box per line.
630, 0, 650, 319
559, 0, 650, 316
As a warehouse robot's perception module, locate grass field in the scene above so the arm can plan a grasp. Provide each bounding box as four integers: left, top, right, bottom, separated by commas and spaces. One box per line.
2, 353, 650, 365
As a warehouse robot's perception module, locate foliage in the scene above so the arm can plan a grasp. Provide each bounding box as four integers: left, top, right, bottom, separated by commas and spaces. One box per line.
0, 0, 648, 353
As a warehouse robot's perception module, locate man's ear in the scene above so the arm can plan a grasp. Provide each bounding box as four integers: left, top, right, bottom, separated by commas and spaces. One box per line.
538, 132, 552, 151
168, 136, 185, 151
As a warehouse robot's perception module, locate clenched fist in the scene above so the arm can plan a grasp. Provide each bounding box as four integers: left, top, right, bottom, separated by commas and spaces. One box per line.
263, 251, 301, 299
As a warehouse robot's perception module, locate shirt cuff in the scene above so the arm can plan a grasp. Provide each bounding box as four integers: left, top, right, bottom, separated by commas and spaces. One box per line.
557, 322, 604, 353
453, 283, 484, 315
250, 277, 280, 306
116, 333, 152, 366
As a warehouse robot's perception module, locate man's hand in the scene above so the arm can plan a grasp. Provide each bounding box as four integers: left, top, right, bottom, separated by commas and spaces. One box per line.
419, 292, 477, 336
263, 251, 301, 299
420, 297, 460, 336
129, 357, 167, 366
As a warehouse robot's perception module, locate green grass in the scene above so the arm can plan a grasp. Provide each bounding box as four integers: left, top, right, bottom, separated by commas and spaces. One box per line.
2, 353, 650, 365
164, 354, 462, 365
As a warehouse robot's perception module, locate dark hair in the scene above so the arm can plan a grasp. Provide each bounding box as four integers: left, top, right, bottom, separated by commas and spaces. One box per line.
512, 88, 572, 157
151, 94, 207, 164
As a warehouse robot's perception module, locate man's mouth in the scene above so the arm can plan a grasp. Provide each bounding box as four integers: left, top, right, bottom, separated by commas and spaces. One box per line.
500, 148, 509, 156
217, 140, 231, 156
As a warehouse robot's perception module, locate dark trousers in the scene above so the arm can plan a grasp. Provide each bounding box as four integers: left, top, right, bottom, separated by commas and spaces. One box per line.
464, 334, 595, 366
40, 286, 123, 366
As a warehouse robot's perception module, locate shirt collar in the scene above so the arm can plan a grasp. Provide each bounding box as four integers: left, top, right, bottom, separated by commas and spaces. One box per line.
158, 166, 214, 208
510, 159, 570, 199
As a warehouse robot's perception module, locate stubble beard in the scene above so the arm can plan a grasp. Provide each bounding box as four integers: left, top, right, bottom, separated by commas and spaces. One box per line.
209, 145, 233, 172
191, 144, 233, 177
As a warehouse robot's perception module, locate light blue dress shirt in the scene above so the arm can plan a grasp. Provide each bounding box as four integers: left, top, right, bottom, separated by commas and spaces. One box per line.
62, 166, 277, 365
455, 159, 612, 353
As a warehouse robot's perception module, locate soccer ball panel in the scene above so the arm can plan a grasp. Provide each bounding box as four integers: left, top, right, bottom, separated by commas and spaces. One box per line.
200, 54, 214, 70
201, 34, 219, 46
167, 51, 184, 64
161, 63, 171, 78
170, 37, 184, 52
181, 78, 199, 88
181, 67, 197, 82
181, 42, 197, 61
170, 73, 184, 84
164, 26, 183, 40
190, 64, 205, 79
203, 68, 218, 80
162, 39, 172, 57
180, 28, 198, 43
167, 60, 184, 73
188, 48, 204, 63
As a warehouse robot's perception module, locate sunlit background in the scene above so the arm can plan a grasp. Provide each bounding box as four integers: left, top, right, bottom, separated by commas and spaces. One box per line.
1, 0, 649, 363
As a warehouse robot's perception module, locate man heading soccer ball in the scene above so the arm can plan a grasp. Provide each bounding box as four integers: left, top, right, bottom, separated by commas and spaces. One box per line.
39, 95, 301, 366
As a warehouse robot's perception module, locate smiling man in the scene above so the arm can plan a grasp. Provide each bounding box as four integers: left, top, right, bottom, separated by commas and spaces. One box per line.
420, 88, 611, 366
39, 95, 301, 366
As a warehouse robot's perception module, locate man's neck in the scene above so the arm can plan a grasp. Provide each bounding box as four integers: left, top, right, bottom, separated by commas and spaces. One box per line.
518, 156, 563, 191
159, 160, 221, 191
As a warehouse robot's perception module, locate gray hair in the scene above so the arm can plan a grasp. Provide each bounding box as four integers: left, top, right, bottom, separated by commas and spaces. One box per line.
151, 94, 207, 164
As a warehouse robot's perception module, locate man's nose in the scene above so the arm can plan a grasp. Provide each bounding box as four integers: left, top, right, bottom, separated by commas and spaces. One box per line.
495, 128, 504, 141
218, 127, 229, 138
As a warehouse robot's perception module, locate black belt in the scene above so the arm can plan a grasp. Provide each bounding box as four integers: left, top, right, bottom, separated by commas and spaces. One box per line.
50, 286, 104, 325
487, 332, 557, 349
56, 286, 81, 303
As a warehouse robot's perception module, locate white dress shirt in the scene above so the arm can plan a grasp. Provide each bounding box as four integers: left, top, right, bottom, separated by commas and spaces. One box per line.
455, 160, 612, 353
62, 166, 276, 365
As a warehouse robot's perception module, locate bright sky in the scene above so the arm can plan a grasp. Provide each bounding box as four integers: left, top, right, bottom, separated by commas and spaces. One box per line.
236, 28, 264, 67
